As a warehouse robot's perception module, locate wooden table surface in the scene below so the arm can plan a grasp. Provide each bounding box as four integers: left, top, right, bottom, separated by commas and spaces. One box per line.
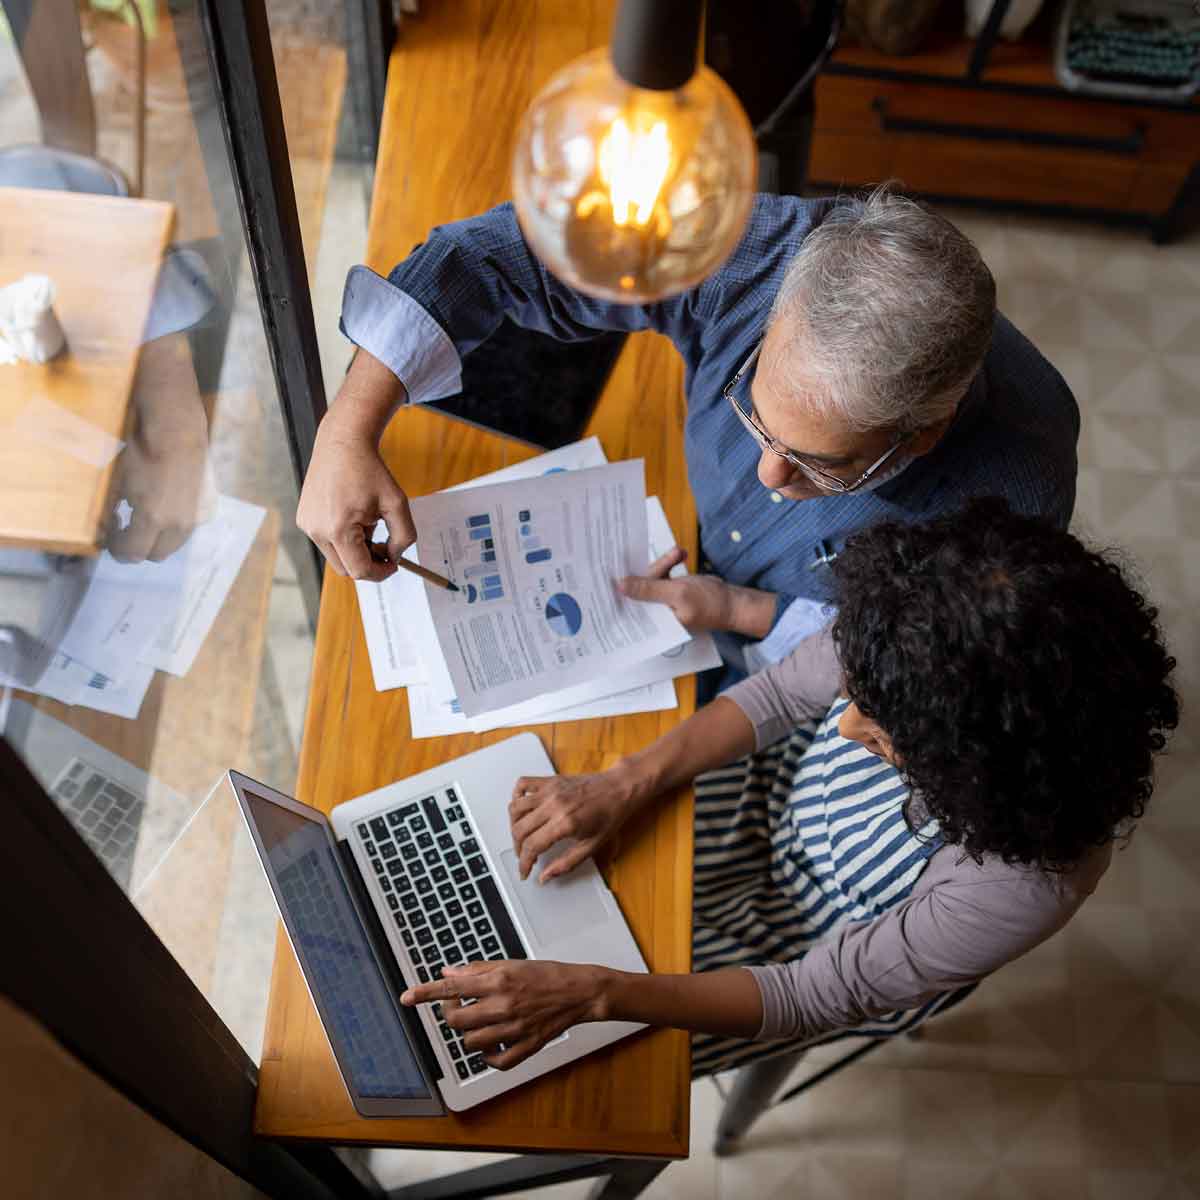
0, 187, 175, 555
255, 0, 697, 1158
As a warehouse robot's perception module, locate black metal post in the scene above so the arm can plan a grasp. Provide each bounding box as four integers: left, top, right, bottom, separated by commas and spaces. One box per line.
967, 0, 1013, 82
344, 0, 397, 179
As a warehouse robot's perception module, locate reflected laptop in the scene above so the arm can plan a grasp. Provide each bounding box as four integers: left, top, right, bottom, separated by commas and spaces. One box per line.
230, 732, 647, 1115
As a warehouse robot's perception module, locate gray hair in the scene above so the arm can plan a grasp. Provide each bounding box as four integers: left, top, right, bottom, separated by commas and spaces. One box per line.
766, 186, 996, 434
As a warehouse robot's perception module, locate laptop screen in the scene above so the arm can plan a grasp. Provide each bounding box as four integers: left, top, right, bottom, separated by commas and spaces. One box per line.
242, 786, 433, 1101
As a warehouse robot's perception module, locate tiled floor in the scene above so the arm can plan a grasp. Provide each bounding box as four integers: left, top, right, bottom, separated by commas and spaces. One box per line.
365, 209, 1200, 1197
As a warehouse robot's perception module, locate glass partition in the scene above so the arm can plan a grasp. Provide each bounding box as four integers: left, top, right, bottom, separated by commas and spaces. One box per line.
0, 0, 359, 1059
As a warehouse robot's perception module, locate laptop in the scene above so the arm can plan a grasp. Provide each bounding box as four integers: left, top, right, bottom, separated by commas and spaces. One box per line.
230, 732, 648, 1115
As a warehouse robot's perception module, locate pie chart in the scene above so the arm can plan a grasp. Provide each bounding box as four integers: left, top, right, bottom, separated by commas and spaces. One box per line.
545, 592, 583, 637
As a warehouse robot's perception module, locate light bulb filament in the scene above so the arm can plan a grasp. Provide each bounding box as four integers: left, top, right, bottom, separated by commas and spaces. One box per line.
595, 114, 672, 229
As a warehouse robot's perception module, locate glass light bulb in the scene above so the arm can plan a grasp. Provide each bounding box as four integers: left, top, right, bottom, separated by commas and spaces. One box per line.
512, 48, 757, 304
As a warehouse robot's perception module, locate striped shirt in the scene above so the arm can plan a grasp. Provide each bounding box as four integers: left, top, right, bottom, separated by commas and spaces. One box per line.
340, 194, 1079, 687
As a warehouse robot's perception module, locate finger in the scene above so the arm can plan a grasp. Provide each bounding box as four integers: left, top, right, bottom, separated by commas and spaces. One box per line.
106, 507, 160, 563
312, 535, 348, 577
485, 1035, 544, 1071
508, 779, 544, 821
519, 818, 570, 880
379, 491, 417, 563
617, 575, 677, 605
461, 1020, 526, 1053
539, 840, 594, 883
443, 998, 511, 1035
510, 805, 555, 854
400, 962, 496, 1007
645, 546, 687, 579
335, 523, 393, 582
147, 523, 191, 563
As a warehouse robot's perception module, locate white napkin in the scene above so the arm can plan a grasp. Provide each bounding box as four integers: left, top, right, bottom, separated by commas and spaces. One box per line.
0, 274, 66, 365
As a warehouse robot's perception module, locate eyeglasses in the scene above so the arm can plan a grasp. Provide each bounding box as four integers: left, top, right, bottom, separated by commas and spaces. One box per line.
722, 342, 912, 495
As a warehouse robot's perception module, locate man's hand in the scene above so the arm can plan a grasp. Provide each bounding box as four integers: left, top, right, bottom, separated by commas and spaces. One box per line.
618, 548, 777, 638
509, 768, 644, 882
296, 351, 413, 582
108, 334, 216, 563
401, 960, 610, 1070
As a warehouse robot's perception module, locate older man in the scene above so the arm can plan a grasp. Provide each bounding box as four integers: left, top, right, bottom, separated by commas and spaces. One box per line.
298, 190, 1078, 687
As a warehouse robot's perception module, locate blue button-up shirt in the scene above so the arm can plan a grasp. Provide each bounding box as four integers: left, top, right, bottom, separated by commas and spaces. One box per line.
340, 194, 1079, 685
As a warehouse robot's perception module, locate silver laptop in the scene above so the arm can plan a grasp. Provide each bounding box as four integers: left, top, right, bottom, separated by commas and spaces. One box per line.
230, 732, 647, 1115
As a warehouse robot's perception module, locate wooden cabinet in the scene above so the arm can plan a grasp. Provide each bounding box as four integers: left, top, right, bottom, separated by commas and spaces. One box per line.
808, 33, 1199, 240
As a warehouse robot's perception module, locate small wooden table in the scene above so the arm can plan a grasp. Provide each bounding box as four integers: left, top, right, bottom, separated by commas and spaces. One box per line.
255, 2, 697, 1193
0, 187, 174, 555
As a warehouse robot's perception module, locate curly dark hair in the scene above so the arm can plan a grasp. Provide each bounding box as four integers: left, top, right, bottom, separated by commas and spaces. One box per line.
831, 498, 1179, 871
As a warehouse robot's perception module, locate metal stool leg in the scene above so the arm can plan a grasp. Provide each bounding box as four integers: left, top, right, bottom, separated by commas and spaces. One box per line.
712, 1050, 806, 1157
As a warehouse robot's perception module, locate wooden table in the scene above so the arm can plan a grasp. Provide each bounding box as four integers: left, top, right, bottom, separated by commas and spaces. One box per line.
255, 0, 697, 1185
0, 187, 175, 555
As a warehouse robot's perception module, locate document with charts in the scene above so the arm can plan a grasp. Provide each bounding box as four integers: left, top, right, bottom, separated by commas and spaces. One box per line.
409, 459, 689, 717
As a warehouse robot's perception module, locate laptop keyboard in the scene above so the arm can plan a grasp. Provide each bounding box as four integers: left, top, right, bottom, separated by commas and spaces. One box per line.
50, 757, 143, 890
355, 785, 528, 1082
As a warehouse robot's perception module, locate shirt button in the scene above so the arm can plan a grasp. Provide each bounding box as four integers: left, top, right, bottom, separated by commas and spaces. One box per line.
770, 491, 783, 503
730, 530, 742, 543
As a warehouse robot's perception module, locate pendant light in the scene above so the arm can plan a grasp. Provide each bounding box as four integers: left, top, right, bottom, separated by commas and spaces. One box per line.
512, 0, 757, 304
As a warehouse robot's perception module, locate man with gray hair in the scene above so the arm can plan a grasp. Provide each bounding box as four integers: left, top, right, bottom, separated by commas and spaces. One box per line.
299, 190, 1078, 689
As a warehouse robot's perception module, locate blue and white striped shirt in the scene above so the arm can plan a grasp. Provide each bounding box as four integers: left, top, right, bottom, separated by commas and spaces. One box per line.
340, 194, 1079, 687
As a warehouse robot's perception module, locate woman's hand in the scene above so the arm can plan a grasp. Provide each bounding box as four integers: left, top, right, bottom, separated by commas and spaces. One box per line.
510, 767, 644, 882
401, 960, 611, 1070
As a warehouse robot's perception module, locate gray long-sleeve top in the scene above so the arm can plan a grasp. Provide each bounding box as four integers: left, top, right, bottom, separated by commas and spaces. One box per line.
721, 628, 1111, 1042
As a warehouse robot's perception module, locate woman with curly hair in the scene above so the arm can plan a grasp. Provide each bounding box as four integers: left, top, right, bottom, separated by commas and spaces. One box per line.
401, 499, 1179, 1087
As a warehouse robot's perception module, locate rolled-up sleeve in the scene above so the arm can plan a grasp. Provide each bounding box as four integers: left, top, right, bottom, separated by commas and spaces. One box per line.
721, 624, 841, 750
339, 267, 463, 403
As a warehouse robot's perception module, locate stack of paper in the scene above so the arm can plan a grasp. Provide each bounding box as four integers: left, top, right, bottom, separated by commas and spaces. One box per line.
355, 438, 721, 737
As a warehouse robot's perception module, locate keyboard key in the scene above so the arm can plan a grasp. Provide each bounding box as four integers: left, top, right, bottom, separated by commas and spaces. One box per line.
393, 912, 407, 929
452, 917, 471, 936
438, 883, 456, 902
386, 894, 399, 911
370, 817, 388, 842
425, 954, 443, 975
399, 803, 419, 819
422, 796, 447, 833
488, 952, 505, 961
386, 810, 404, 827
440, 1025, 455, 1043
446, 900, 464, 918
437, 929, 456, 949
455, 1061, 469, 1081
449, 1041, 463, 1061
410, 910, 427, 928
468, 1055, 488, 1076
380, 876, 393, 892
380, 842, 397, 859
357, 823, 369, 840
445, 946, 464, 965
411, 815, 427, 832
410, 860, 427, 877
401, 843, 418, 861
431, 1002, 442, 1021
431, 865, 449, 883
422, 894, 439, 914
429, 911, 448, 929
461, 838, 480, 857
423, 850, 440, 868
460, 935, 478, 955
417, 966, 430, 983
467, 855, 488, 878
402, 929, 415, 948
417, 832, 433, 850
397, 874, 413, 892
467, 901, 484, 920
473, 919, 490, 937
452, 867, 469, 886
437, 833, 454, 851
460, 821, 474, 838
364, 840, 377, 857
481, 934, 500, 956
460, 884, 477, 901
415, 877, 433, 895
401, 891, 420, 911
445, 850, 462, 868
388, 859, 406, 878
409, 946, 421, 963
446, 787, 459, 805
445, 806, 463, 823
372, 859, 384, 876
477, 877, 527, 959
416, 927, 434, 946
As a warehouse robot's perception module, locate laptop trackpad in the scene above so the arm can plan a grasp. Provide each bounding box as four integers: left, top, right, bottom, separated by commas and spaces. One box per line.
499, 847, 609, 947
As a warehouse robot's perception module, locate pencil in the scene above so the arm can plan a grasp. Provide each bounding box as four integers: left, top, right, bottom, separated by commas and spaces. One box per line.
394, 556, 460, 592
